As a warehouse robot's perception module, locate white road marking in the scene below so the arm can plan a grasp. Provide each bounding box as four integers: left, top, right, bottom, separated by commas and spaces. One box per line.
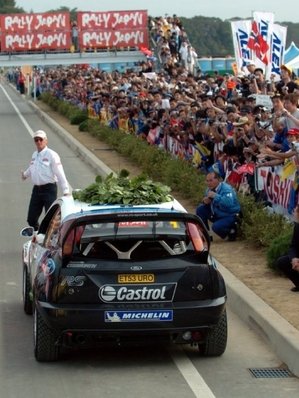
0, 84, 34, 136
0, 83, 73, 190
170, 346, 216, 398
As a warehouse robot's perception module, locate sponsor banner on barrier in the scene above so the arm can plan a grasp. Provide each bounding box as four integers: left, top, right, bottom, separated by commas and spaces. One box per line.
105, 310, 173, 322
256, 165, 298, 216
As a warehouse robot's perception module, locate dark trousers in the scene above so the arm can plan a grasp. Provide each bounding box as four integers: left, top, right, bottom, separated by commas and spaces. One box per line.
276, 255, 299, 288
196, 203, 237, 239
27, 183, 57, 230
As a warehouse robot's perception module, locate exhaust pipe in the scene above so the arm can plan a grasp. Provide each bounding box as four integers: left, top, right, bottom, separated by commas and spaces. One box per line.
75, 334, 87, 345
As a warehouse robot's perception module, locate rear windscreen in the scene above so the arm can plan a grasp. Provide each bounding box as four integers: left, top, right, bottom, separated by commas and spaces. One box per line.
63, 219, 208, 261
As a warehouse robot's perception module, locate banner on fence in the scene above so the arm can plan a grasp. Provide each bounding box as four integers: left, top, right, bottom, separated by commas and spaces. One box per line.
0, 12, 70, 51
77, 10, 148, 49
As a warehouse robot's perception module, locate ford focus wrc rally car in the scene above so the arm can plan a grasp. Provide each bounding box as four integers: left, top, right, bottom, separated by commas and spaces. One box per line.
21, 195, 227, 361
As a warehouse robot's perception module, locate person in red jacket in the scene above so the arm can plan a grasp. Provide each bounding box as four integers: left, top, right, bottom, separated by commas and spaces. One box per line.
276, 206, 299, 292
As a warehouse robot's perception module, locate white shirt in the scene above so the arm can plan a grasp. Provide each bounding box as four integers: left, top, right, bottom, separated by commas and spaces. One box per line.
23, 146, 70, 194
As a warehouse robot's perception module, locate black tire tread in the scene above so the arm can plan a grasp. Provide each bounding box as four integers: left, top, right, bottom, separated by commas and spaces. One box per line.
23, 266, 33, 315
34, 309, 59, 362
201, 310, 227, 356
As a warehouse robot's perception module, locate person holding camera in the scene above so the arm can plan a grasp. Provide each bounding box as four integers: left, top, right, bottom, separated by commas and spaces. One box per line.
275, 65, 299, 96
196, 171, 241, 241
276, 206, 299, 292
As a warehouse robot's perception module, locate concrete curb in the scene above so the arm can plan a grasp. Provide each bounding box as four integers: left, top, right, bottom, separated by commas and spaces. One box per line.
28, 99, 299, 376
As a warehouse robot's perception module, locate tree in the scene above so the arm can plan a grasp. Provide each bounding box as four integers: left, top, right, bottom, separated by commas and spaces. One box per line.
0, 0, 24, 13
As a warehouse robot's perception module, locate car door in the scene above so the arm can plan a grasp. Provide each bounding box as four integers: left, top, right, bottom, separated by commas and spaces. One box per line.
30, 205, 62, 297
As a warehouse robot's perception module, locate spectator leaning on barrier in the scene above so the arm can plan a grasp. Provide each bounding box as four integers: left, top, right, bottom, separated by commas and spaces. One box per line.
276, 206, 299, 292
196, 171, 241, 241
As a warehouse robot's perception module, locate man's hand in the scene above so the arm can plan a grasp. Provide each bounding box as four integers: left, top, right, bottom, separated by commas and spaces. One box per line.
293, 206, 299, 223
207, 190, 216, 199
202, 196, 212, 204
291, 258, 299, 272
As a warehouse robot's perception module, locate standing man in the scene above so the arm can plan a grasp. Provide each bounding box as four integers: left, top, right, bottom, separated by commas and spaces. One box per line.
21, 130, 70, 230
276, 206, 299, 292
196, 172, 241, 241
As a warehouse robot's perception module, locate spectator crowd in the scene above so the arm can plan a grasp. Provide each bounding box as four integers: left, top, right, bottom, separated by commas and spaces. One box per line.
8, 14, 299, 213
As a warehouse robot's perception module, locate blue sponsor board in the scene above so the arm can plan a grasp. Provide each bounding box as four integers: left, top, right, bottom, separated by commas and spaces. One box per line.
105, 310, 173, 322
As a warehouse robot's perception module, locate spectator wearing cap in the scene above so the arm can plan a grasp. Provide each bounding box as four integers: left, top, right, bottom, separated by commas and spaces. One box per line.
21, 130, 70, 230
275, 65, 299, 95
242, 60, 256, 77
231, 116, 254, 164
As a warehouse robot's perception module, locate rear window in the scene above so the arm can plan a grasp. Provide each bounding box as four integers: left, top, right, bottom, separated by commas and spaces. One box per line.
63, 218, 208, 261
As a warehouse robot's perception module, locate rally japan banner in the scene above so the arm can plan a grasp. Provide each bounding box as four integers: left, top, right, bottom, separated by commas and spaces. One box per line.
231, 11, 287, 80
0, 12, 71, 51
256, 165, 298, 216
77, 10, 149, 49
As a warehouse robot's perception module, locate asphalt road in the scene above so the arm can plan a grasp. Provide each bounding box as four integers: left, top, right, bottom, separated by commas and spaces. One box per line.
0, 82, 298, 398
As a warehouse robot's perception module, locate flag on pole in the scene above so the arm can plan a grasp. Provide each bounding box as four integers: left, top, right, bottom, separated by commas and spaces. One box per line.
247, 20, 269, 65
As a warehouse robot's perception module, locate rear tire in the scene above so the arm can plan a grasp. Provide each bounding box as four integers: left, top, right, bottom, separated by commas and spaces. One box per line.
200, 310, 227, 356
23, 265, 33, 315
34, 308, 59, 362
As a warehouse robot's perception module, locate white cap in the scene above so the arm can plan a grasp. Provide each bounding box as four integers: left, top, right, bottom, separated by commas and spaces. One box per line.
33, 130, 47, 140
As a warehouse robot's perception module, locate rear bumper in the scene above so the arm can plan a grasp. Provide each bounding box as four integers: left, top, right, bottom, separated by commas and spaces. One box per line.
36, 297, 226, 334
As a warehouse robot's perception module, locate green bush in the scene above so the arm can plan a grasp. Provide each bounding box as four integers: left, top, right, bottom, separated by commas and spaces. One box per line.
266, 228, 293, 270
69, 111, 88, 125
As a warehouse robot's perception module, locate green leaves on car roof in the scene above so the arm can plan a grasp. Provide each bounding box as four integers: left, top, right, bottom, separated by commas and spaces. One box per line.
73, 170, 173, 205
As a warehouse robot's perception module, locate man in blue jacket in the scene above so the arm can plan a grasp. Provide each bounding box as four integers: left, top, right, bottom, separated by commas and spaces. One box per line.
196, 171, 241, 241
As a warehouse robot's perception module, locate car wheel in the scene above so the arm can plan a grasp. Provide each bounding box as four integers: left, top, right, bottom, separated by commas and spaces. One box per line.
200, 310, 227, 356
33, 308, 59, 362
23, 265, 33, 315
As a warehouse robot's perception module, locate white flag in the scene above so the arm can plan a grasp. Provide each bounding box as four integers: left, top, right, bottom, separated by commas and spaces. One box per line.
231, 20, 252, 71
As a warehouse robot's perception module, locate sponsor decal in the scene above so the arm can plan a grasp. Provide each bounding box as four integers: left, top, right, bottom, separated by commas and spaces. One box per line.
105, 310, 173, 322
118, 221, 148, 227
67, 261, 97, 268
117, 273, 154, 283
99, 283, 176, 303
61, 275, 86, 287
41, 257, 55, 276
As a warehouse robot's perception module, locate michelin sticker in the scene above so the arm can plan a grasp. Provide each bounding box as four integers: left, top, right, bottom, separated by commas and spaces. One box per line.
105, 310, 173, 322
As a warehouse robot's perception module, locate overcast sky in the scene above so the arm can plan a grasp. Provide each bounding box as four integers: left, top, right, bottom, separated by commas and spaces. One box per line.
15, 0, 299, 23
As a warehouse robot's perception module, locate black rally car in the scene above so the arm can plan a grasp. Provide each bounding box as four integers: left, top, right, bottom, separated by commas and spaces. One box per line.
21, 196, 227, 361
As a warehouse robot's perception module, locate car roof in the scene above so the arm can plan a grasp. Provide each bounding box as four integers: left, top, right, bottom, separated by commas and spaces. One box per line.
57, 195, 187, 223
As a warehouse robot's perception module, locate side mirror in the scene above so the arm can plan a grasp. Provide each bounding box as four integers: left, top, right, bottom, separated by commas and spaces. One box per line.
20, 226, 35, 237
